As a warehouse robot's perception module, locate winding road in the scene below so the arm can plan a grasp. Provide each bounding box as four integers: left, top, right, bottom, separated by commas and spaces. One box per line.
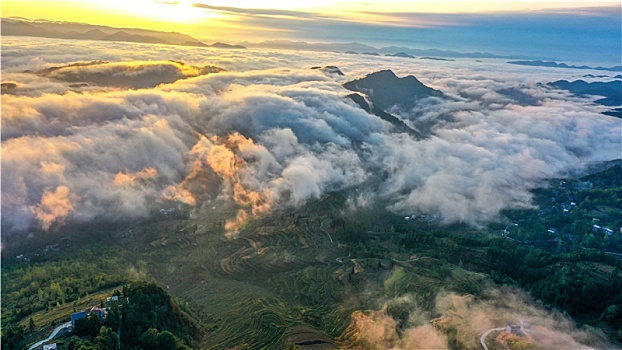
319, 219, 333, 244
28, 321, 71, 350
480, 327, 505, 350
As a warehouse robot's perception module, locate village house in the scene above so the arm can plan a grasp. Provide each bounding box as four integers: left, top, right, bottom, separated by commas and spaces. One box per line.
106, 295, 119, 306
89, 306, 107, 320
506, 323, 524, 336
70, 306, 107, 328
70, 311, 87, 328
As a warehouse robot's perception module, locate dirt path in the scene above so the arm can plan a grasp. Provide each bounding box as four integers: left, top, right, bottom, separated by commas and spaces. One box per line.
319, 219, 333, 244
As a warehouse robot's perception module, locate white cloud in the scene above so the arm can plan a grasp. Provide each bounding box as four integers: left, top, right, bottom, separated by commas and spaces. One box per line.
2, 37, 620, 232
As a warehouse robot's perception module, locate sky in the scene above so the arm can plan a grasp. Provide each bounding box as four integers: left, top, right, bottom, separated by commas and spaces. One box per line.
2, 0, 621, 63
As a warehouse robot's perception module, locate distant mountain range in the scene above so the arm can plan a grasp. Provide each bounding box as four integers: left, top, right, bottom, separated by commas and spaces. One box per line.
420, 57, 455, 62
241, 40, 555, 60
548, 80, 622, 118
549, 80, 622, 106
509, 60, 622, 72
1, 18, 246, 49
386, 52, 416, 59
3, 19, 565, 60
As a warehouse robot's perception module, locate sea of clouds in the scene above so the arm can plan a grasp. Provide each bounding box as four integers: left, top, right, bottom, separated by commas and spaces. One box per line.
2, 36, 620, 233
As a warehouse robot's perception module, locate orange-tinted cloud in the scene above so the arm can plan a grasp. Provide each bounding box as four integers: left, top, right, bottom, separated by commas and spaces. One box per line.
31, 186, 74, 230
113, 167, 158, 187
342, 287, 608, 349
161, 185, 196, 206
206, 144, 236, 178
224, 208, 250, 232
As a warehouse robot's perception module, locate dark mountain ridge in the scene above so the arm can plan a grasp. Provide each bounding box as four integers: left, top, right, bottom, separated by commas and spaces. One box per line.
343, 70, 445, 138
548, 79, 622, 118
346, 93, 422, 138
385, 52, 416, 59
549, 80, 622, 106
509, 60, 622, 72
1, 18, 245, 49
344, 69, 443, 111
243, 40, 555, 60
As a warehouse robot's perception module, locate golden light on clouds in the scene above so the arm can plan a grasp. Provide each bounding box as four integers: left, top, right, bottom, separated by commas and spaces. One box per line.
334, 1, 618, 13
1, 0, 617, 43
1, 0, 618, 57
4, 0, 617, 24
194, 0, 619, 13
31, 185, 74, 231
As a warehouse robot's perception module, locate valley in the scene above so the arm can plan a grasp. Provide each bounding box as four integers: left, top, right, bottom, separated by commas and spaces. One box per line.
3, 164, 621, 349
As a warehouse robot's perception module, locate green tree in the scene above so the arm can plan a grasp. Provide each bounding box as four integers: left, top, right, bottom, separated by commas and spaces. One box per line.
95, 326, 120, 350
156, 330, 179, 349
105, 302, 121, 332
600, 304, 622, 327
74, 314, 101, 337
0, 323, 25, 350
583, 233, 597, 248
66, 336, 83, 350
140, 328, 159, 350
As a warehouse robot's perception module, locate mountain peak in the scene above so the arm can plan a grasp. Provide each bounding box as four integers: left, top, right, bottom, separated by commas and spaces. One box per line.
368, 69, 398, 78
210, 42, 246, 49
310, 65, 344, 76
344, 70, 441, 111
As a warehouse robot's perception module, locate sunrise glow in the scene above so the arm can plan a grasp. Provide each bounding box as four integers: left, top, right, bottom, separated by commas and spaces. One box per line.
3, 0, 619, 30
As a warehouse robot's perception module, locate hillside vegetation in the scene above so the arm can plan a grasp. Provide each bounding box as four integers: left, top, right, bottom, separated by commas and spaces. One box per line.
2, 164, 621, 348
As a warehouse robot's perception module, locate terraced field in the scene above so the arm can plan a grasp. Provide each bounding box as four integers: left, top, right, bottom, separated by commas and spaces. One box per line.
102, 199, 346, 348
95, 195, 490, 349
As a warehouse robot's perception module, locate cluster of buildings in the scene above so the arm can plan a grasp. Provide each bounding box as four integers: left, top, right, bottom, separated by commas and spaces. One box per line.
16, 244, 61, 262
592, 218, 618, 236
70, 306, 107, 327
70, 296, 121, 327
506, 321, 530, 336
404, 214, 438, 222
159, 207, 176, 215
560, 201, 577, 213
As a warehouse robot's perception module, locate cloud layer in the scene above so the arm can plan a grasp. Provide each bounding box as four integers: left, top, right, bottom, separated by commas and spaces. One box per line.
2, 37, 620, 233
344, 287, 610, 349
